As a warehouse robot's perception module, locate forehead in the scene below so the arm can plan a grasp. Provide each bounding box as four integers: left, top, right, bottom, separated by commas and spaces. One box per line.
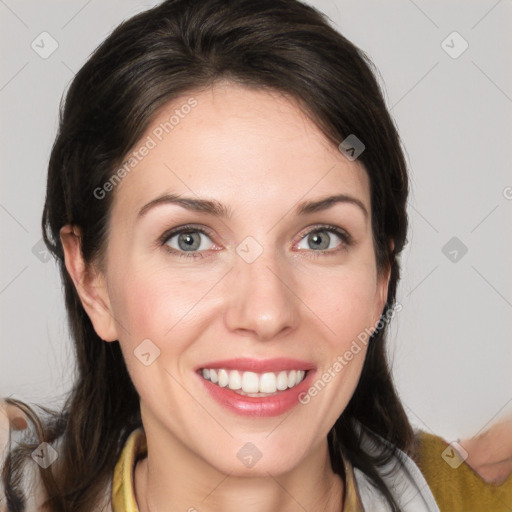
110, 82, 370, 221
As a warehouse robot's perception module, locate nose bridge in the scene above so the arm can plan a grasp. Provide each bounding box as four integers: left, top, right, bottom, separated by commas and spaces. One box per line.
224, 235, 299, 339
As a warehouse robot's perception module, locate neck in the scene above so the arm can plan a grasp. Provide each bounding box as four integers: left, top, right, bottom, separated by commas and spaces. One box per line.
134, 426, 344, 512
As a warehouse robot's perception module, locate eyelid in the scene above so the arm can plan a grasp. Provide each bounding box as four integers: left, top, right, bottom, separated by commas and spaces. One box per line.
293, 224, 352, 257
158, 224, 217, 246
158, 222, 353, 258
295, 223, 352, 245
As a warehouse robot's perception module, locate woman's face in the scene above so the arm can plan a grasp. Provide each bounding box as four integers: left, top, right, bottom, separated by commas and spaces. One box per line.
78, 81, 390, 475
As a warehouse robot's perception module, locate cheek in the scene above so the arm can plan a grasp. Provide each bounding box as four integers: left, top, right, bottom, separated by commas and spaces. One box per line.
113, 270, 191, 340
111, 249, 379, 345
299, 261, 378, 409
108, 267, 198, 396
306, 264, 379, 341
108, 259, 221, 369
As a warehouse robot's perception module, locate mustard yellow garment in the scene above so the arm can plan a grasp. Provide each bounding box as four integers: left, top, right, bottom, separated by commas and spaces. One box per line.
111, 427, 512, 512
111, 428, 147, 512
111, 427, 365, 512
415, 430, 512, 512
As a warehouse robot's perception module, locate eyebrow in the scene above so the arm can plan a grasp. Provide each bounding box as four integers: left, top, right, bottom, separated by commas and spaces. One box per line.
137, 192, 368, 220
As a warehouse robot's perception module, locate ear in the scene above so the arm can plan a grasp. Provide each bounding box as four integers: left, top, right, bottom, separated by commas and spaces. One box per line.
60, 224, 119, 342
371, 239, 395, 327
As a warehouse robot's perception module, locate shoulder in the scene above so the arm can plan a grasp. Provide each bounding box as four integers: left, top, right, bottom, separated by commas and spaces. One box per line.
414, 430, 512, 512
354, 423, 440, 511
1, 399, 109, 512
1, 398, 116, 512
1, 397, 48, 511
112, 426, 146, 512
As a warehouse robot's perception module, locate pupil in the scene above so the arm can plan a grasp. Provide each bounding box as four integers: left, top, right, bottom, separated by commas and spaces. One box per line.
310, 232, 329, 250
179, 232, 199, 250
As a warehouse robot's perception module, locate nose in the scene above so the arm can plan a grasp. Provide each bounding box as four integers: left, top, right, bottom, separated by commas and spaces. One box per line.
224, 244, 300, 341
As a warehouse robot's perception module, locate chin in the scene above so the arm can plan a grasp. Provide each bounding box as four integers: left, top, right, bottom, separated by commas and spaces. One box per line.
200, 439, 310, 477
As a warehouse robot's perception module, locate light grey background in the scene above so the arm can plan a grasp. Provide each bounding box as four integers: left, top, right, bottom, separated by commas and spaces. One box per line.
1, 0, 511, 442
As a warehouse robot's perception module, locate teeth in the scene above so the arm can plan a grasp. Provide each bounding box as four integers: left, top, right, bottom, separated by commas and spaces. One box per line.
242, 371, 259, 393
260, 372, 276, 393
277, 371, 288, 390
200, 368, 307, 394
228, 370, 242, 390
287, 370, 297, 388
218, 369, 229, 388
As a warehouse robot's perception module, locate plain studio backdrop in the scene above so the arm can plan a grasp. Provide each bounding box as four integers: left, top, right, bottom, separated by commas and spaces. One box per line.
1, 0, 511, 443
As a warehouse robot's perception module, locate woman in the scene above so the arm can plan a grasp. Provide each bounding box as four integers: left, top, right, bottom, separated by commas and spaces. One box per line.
1, 1, 511, 511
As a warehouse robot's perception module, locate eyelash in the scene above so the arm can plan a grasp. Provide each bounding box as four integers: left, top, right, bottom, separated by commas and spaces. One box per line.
159, 223, 352, 260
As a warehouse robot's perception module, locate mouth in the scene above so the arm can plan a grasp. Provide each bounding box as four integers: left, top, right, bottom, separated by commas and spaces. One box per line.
194, 358, 316, 417
198, 368, 308, 397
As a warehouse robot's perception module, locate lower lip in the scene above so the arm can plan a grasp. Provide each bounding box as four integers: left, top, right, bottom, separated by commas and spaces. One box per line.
197, 370, 316, 417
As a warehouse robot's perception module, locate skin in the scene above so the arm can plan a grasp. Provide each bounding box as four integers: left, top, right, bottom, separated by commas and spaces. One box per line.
460, 416, 512, 485
60, 81, 391, 512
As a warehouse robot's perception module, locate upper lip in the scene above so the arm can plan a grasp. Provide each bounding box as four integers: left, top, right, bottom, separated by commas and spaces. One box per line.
195, 358, 316, 373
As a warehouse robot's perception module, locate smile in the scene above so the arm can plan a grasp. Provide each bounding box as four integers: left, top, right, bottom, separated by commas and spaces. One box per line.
195, 357, 316, 416
199, 368, 307, 396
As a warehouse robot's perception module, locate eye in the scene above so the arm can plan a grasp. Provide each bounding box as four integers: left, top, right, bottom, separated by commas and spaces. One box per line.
160, 225, 215, 259
296, 225, 351, 255
159, 223, 352, 260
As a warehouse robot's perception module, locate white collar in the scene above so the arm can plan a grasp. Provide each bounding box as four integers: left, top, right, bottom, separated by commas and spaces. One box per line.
353, 422, 440, 511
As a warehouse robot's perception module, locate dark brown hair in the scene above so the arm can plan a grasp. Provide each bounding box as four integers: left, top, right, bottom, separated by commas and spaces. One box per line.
2, 1, 412, 510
